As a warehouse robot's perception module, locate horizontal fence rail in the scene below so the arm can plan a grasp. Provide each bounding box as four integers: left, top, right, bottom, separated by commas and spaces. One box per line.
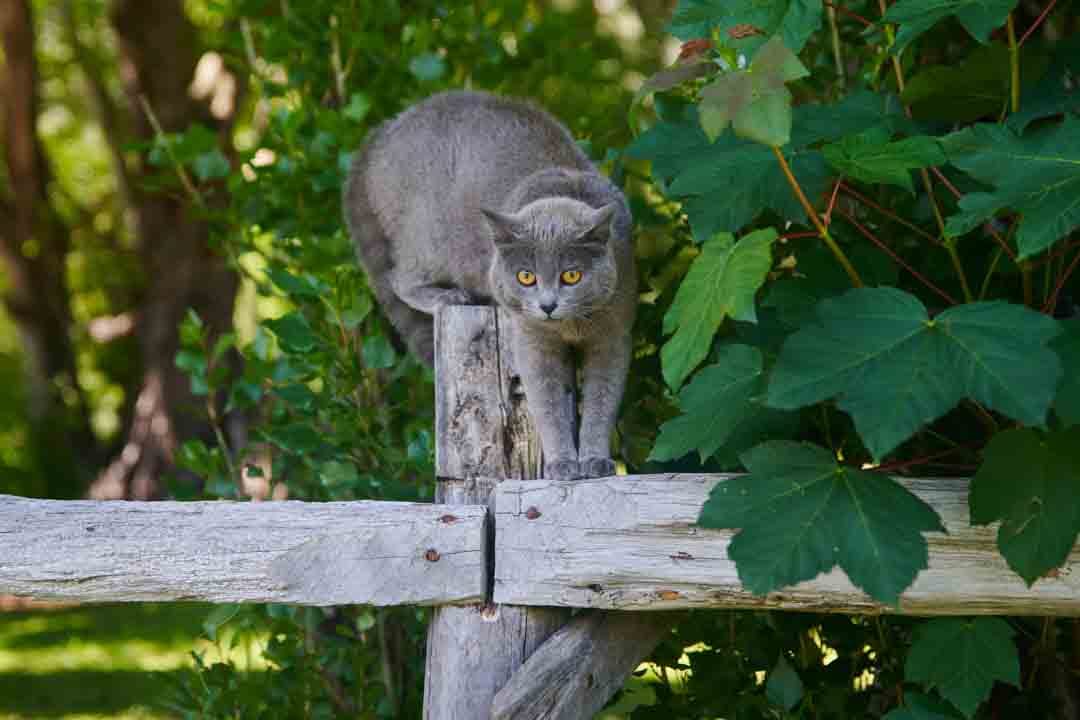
493, 474, 1080, 616
5, 473, 1080, 615
0, 495, 487, 606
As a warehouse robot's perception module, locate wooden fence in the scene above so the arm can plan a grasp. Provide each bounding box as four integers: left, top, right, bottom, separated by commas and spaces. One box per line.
2, 306, 1079, 719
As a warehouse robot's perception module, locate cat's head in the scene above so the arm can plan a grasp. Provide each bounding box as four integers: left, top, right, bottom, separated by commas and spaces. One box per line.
482, 198, 619, 322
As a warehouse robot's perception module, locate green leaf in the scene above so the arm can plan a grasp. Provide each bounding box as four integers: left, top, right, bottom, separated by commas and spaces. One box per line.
408, 52, 445, 81
969, 427, 1080, 585
905, 618, 1019, 718
640, 58, 714, 96
698, 38, 806, 147
1052, 318, 1080, 426
882, 0, 1018, 53
192, 150, 230, 181
699, 441, 943, 603
792, 90, 912, 146
766, 655, 804, 711
362, 334, 397, 369
267, 267, 323, 298
626, 105, 833, 237
883, 693, 960, 720
822, 127, 946, 192
766, 288, 1062, 460
1008, 35, 1080, 132
700, 73, 752, 141
202, 604, 241, 642
343, 92, 372, 122
901, 44, 1012, 123
266, 312, 320, 353
733, 87, 793, 147
668, 0, 823, 54
661, 229, 775, 388
752, 35, 810, 85
650, 344, 764, 461
320, 460, 360, 490
942, 117, 1080, 258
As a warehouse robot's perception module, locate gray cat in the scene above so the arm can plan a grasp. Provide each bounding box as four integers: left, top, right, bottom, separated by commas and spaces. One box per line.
343, 91, 636, 481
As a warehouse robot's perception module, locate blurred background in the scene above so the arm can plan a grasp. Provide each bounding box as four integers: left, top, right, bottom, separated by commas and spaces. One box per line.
0, 0, 672, 716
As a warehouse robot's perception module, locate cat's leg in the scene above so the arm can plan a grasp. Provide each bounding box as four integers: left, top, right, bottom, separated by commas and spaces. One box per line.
390, 270, 473, 315
578, 330, 631, 478
513, 331, 579, 481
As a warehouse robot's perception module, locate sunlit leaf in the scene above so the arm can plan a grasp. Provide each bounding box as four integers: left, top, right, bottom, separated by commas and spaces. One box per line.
661, 229, 775, 388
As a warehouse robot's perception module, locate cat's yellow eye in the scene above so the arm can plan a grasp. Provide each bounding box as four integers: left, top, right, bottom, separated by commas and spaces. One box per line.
517, 270, 537, 286
561, 270, 583, 285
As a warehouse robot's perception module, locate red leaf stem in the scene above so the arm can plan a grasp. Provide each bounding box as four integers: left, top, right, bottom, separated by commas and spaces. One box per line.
840, 183, 939, 244
824, 179, 843, 227
823, 1, 874, 27
1028, 238, 1080, 269
836, 208, 958, 305
1043, 248, 1080, 315
780, 231, 820, 241
873, 444, 978, 473
1019, 0, 1059, 46
928, 167, 1018, 262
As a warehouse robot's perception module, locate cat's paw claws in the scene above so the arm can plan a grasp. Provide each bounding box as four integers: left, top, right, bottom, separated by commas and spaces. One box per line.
580, 457, 616, 478
546, 458, 581, 482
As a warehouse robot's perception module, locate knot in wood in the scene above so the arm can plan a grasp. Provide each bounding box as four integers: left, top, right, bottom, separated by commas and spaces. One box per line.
438, 514, 458, 524
424, 548, 441, 562
525, 506, 542, 520
658, 590, 680, 601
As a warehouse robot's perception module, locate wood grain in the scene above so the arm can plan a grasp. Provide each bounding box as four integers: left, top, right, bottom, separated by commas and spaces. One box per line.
0, 495, 487, 606
494, 474, 1080, 615
424, 306, 572, 720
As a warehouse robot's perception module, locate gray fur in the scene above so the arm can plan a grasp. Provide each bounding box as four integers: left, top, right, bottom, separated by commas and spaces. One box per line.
343, 91, 636, 480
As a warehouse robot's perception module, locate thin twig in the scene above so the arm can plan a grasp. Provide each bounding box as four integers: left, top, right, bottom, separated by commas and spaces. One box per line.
1006, 14, 1021, 114
840, 183, 939, 244
329, 15, 348, 104
1044, 248, 1080, 315
137, 95, 205, 207
836, 208, 957, 304
826, 3, 846, 87
780, 231, 821, 241
873, 444, 976, 473
824, 178, 843, 226
1020, 0, 1060, 46
824, 2, 874, 28
772, 146, 864, 287
929, 167, 1018, 262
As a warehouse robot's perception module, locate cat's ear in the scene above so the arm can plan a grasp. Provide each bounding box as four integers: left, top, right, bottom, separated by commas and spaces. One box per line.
579, 203, 617, 246
480, 208, 523, 246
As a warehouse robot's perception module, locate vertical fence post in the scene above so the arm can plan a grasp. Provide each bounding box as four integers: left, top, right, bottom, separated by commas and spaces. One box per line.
423, 306, 572, 719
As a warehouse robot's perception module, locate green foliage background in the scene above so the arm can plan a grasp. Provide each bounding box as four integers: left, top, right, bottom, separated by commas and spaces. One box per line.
5, 0, 1080, 716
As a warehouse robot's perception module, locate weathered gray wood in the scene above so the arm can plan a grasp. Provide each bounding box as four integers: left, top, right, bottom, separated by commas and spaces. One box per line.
0, 494, 486, 606
492, 611, 678, 720
494, 474, 1080, 615
424, 306, 572, 720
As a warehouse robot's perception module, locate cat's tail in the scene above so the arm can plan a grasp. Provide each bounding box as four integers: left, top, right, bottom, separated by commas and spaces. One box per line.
343, 135, 436, 365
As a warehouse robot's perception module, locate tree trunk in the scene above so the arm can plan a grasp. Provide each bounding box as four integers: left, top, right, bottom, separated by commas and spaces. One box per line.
0, 0, 98, 497
90, 0, 238, 499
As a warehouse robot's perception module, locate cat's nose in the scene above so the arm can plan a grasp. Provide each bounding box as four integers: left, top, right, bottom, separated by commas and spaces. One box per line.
540, 301, 558, 317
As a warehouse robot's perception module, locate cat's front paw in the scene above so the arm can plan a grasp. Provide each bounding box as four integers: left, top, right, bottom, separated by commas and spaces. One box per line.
580, 456, 616, 478
546, 457, 581, 482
